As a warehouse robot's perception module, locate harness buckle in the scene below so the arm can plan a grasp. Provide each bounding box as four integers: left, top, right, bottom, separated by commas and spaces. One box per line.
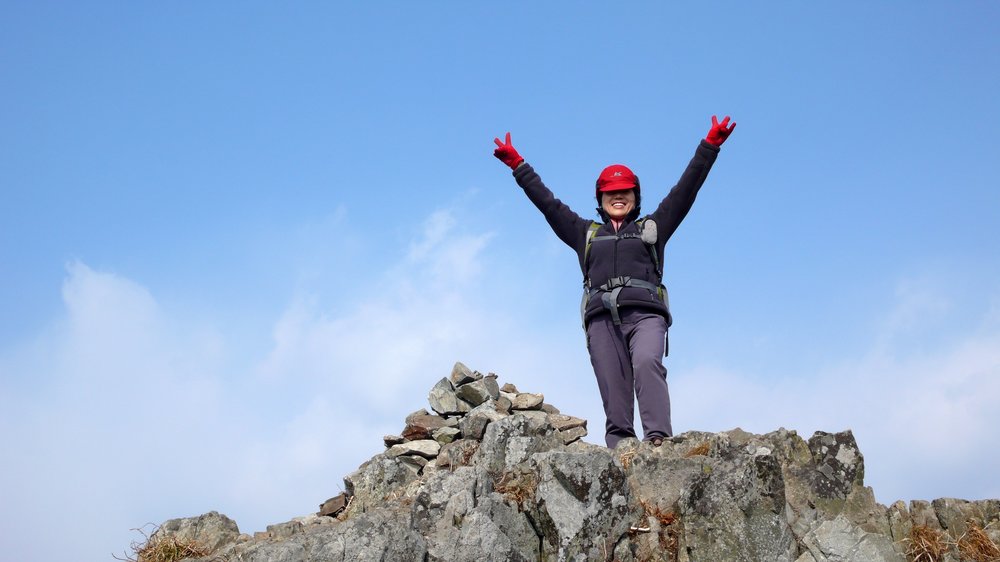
599, 276, 631, 291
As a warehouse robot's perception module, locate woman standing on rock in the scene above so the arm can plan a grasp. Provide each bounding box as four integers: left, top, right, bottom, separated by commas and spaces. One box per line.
492, 116, 735, 448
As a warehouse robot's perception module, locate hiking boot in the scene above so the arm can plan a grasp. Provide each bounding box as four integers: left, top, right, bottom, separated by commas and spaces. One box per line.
651, 437, 663, 447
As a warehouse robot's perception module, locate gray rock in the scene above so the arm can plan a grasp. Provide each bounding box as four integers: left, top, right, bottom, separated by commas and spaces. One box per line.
239, 508, 427, 562
801, 515, 905, 562
932, 497, 987, 537
152, 511, 241, 555
450, 361, 481, 386
428, 377, 471, 415
513, 409, 548, 425
230, 533, 306, 562
682, 447, 795, 561
383, 434, 405, 447
436, 500, 537, 561
806, 430, 865, 501
886, 500, 912, 543
423, 489, 539, 561
621, 429, 807, 561
399, 454, 429, 472
495, 394, 512, 415
266, 520, 304, 539
511, 392, 544, 410
432, 426, 461, 445
526, 450, 634, 560
352, 509, 424, 546
403, 413, 458, 441
500, 383, 519, 393
292, 513, 339, 528
387, 439, 441, 459
909, 499, 942, 530
485, 378, 501, 400
405, 408, 430, 423
455, 378, 500, 406
540, 403, 561, 415
975, 499, 1000, 523
548, 414, 587, 432
344, 454, 421, 515
473, 414, 563, 475
410, 466, 482, 534
437, 439, 480, 470
558, 426, 588, 445
458, 401, 504, 440
781, 429, 884, 538
319, 493, 348, 517
567, 439, 608, 455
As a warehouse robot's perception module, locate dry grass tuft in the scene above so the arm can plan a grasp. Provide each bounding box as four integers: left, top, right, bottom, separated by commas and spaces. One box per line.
115, 525, 210, 562
637, 499, 680, 560
619, 448, 637, 470
459, 442, 479, 466
494, 470, 538, 508
905, 525, 947, 562
639, 498, 678, 527
684, 442, 710, 458
956, 521, 1000, 562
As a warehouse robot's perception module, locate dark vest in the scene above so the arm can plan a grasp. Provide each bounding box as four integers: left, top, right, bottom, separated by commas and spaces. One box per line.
582, 218, 669, 325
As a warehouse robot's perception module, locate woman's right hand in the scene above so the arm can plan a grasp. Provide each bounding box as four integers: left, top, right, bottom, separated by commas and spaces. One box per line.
705, 116, 736, 146
493, 132, 524, 169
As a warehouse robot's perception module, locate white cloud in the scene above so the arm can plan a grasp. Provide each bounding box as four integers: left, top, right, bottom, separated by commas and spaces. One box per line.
0, 262, 240, 562
255, 209, 497, 411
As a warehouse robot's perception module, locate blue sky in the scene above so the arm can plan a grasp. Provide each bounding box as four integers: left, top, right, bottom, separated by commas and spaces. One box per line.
2, 3, 999, 561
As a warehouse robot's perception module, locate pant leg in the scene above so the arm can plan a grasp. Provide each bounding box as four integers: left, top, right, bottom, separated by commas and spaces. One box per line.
586, 314, 636, 448
621, 310, 672, 440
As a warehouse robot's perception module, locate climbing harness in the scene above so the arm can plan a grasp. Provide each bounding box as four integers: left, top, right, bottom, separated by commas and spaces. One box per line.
580, 219, 670, 328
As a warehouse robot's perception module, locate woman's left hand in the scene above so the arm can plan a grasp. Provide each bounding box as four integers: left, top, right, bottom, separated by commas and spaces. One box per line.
705, 115, 736, 146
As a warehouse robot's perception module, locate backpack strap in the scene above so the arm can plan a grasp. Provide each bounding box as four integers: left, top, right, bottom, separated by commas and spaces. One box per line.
635, 218, 662, 281
581, 221, 602, 328
582, 221, 602, 278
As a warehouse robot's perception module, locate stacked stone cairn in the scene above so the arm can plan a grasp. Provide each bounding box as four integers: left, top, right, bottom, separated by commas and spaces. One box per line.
316, 361, 586, 518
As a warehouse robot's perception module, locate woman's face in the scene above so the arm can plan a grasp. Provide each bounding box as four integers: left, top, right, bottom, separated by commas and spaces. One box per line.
601, 189, 636, 221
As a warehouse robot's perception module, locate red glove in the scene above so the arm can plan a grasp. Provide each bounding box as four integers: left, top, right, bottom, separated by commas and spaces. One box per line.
493, 132, 524, 169
705, 115, 736, 146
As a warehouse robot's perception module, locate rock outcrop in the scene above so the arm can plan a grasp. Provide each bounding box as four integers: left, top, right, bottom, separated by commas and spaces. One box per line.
142, 362, 1000, 562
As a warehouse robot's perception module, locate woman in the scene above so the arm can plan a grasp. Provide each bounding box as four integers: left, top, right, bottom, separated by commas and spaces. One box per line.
492, 116, 735, 448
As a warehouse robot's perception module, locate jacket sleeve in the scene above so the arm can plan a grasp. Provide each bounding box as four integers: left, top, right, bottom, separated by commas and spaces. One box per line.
513, 163, 591, 253
649, 140, 721, 247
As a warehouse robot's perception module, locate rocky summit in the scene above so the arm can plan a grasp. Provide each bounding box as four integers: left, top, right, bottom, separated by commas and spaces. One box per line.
143, 362, 1000, 562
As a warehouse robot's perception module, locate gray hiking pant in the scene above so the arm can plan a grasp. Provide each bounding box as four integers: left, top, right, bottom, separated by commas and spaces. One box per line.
586, 309, 671, 448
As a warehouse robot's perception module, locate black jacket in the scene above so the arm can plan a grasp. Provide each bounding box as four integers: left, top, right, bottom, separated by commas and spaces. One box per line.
513, 140, 720, 324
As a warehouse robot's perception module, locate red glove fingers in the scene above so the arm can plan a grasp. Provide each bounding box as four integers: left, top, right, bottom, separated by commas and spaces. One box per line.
706, 115, 736, 147
493, 132, 524, 169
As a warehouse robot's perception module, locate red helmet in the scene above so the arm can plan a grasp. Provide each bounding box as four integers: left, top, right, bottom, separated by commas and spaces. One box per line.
596, 164, 639, 194
595, 164, 641, 214
595, 164, 642, 221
